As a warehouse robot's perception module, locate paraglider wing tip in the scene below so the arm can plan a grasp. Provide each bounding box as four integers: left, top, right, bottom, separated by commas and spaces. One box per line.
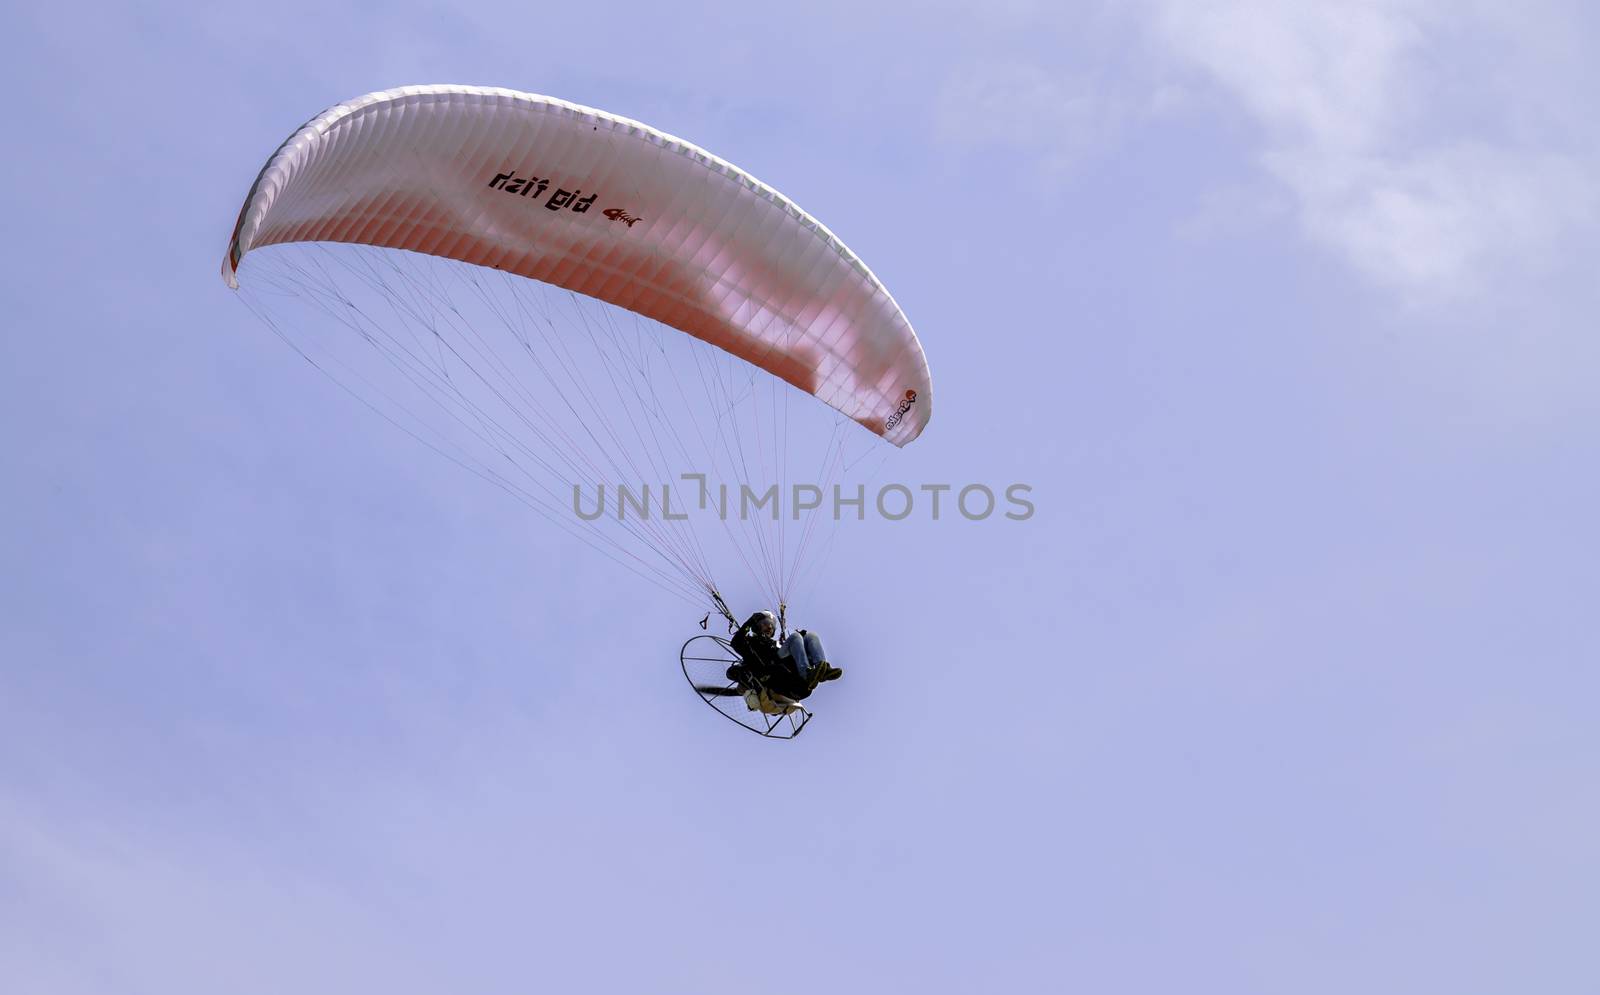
221, 249, 240, 290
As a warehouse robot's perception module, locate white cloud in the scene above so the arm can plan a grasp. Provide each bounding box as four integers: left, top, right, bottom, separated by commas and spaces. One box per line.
1271, 143, 1595, 290
1157, 1, 1423, 151
1153, 0, 1599, 298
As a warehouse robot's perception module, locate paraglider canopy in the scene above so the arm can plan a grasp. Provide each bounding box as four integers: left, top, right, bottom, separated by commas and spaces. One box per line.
224, 84, 931, 446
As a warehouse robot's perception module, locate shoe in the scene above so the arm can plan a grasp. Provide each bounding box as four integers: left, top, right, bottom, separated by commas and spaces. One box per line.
820, 665, 843, 682
726, 664, 748, 684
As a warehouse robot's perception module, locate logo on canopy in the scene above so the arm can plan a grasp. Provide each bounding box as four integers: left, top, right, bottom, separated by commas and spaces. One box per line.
603, 207, 643, 228
885, 389, 918, 431
487, 170, 598, 213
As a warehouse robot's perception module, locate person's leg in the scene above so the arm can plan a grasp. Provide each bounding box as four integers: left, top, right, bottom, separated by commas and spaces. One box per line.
781, 632, 810, 679
802, 632, 826, 670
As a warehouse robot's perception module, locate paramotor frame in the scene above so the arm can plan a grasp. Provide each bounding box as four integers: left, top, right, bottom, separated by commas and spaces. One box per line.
680, 634, 811, 739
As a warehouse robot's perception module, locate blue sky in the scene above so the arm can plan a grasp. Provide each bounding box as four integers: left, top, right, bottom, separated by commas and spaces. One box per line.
3, 2, 1598, 992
